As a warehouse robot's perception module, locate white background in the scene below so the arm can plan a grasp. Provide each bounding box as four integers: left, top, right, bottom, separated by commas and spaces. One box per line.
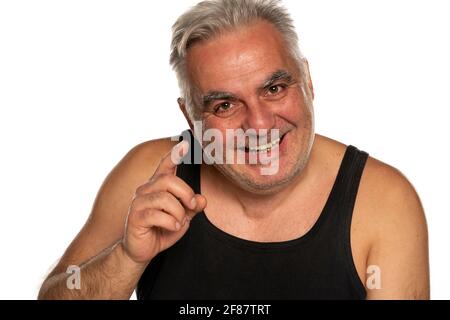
0, 0, 449, 300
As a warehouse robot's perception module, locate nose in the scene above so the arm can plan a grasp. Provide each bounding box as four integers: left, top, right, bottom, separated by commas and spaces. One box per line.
242, 98, 276, 132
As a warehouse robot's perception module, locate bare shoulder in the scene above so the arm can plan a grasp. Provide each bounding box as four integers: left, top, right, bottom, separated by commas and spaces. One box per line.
92, 137, 179, 222
107, 137, 179, 186
45, 137, 178, 277
86, 136, 180, 234
316, 135, 429, 298
315, 136, 426, 232
357, 155, 427, 234
355, 152, 429, 299
312, 135, 425, 230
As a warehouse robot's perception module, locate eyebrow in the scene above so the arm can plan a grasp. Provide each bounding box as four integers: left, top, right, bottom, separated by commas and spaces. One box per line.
260, 70, 294, 90
201, 69, 295, 109
202, 91, 238, 108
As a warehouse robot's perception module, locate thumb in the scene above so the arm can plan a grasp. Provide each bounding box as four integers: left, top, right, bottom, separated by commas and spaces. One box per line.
186, 194, 207, 221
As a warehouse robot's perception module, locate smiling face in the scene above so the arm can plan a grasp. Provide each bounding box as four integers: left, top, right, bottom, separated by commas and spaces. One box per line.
183, 20, 315, 194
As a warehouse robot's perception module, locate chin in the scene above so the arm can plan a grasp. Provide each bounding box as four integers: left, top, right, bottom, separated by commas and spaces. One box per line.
215, 159, 305, 196
213, 129, 315, 195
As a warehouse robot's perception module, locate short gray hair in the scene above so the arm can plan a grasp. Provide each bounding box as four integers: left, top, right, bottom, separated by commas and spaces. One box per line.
170, 0, 306, 121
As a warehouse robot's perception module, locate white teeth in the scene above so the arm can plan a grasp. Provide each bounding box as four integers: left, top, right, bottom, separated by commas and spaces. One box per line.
248, 138, 280, 152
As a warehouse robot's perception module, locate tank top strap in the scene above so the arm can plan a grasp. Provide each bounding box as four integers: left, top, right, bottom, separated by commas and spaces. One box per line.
324, 145, 369, 298
137, 130, 201, 299
176, 129, 201, 194
328, 145, 369, 214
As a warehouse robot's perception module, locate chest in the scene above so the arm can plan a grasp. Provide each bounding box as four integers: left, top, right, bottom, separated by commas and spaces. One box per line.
200, 178, 331, 243
138, 213, 367, 300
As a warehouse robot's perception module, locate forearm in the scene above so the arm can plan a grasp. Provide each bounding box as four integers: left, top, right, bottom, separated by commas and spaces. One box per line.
38, 241, 147, 300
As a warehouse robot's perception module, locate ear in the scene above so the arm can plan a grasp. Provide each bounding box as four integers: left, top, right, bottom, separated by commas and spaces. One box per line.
303, 59, 315, 100
178, 98, 194, 130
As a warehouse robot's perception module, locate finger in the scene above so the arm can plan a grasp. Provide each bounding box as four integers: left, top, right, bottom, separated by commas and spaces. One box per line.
137, 209, 182, 232
138, 175, 197, 210
186, 194, 208, 221
133, 192, 186, 224
154, 140, 189, 177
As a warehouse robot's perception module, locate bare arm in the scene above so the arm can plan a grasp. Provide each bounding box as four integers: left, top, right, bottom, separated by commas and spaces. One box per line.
38, 138, 190, 300
38, 241, 146, 300
364, 166, 430, 300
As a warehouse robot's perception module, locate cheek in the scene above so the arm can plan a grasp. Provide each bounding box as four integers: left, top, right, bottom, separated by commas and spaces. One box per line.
202, 119, 223, 134
202, 116, 242, 132
275, 95, 310, 123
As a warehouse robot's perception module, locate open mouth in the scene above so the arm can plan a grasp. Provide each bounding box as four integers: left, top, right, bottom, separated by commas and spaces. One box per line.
241, 133, 287, 153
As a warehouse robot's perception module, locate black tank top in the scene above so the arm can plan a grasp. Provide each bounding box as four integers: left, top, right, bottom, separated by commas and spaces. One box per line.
137, 130, 369, 300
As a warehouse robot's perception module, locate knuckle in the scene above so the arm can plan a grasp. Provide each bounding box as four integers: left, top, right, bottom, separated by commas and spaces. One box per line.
148, 191, 166, 204
158, 191, 173, 203
139, 209, 156, 223
135, 184, 148, 196
140, 209, 153, 220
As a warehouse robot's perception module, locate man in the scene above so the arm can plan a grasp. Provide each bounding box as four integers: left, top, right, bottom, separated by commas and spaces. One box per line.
38, 0, 429, 300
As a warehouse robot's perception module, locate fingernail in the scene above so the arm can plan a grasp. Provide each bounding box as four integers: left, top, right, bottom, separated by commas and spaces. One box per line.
190, 197, 197, 209
173, 141, 186, 157
178, 140, 188, 151
175, 222, 181, 230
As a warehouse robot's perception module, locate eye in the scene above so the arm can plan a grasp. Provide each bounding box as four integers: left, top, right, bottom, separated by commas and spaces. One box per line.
212, 101, 243, 118
214, 102, 233, 114
269, 86, 280, 94
266, 84, 287, 96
